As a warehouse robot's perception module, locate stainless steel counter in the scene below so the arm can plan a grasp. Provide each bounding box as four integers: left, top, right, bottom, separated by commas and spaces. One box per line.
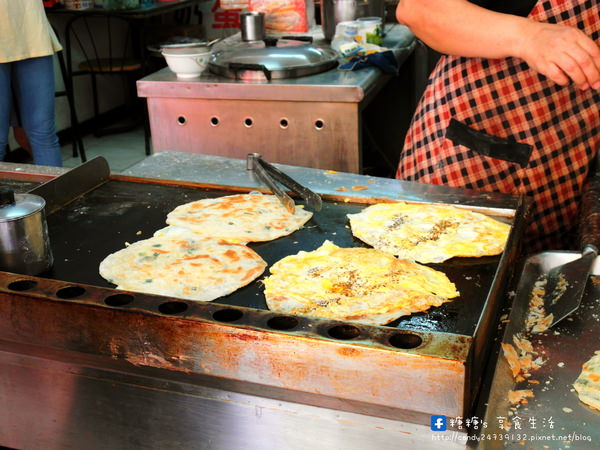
123, 151, 522, 213
137, 25, 417, 173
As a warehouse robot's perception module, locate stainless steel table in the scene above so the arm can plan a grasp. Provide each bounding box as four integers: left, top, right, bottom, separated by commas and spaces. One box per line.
137, 25, 416, 173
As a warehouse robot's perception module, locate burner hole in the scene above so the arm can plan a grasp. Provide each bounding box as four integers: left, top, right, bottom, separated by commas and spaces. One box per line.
267, 315, 299, 330
177, 116, 187, 126
8, 279, 37, 291
389, 333, 423, 349
158, 301, 188, 315
105, 294, 134, 307
327, 324, 361, 340
210, 116, 219, 126
244, 117, 254, 127
279, 118, 289, 129
56, 286, 86, 299
314, 119, 324, 130
212, 308, 243, 322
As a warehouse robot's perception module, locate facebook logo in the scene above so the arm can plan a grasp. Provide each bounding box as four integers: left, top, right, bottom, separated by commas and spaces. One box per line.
430, 415, 447, 431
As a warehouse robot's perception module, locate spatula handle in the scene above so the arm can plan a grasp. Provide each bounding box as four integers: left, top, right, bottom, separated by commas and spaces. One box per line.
579, 159, 600, 252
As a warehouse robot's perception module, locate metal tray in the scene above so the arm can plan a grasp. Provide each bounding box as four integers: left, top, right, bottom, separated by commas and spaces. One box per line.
480, 252, 600, 448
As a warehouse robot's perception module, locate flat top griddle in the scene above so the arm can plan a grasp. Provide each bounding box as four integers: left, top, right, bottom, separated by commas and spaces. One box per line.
0, 157, 529, 425
42, 178, 508, 336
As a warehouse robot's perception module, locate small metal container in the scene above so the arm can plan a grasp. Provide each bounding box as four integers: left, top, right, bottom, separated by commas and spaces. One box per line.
240, 11, 266, 42
0, 187, 53, 275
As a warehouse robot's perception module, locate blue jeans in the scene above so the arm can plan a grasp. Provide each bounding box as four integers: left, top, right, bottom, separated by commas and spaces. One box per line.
0, 55, 62, 167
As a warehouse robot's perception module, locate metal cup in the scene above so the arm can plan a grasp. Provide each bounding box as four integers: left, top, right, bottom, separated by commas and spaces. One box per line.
0, 188, 53, 276
240, 12, 266, 42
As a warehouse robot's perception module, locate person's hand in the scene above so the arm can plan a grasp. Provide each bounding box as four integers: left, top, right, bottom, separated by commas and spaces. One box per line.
518, 21, 600, 90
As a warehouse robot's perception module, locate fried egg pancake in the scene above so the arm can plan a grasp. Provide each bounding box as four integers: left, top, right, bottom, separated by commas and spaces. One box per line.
574, 350, 600, 412
166, 193, 312, 243
99, 228, 266, 302
348, 202, 510, 263
263, 240, 459, 325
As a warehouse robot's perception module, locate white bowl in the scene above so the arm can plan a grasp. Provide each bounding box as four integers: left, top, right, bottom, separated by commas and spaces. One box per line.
162, 51, 211, 79
161, 43, 211, 55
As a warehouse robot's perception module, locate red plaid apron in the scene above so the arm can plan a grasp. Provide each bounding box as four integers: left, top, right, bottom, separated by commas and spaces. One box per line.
396, 0, 600, 251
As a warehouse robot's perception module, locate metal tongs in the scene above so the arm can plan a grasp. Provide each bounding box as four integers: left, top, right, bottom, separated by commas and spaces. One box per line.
246, 153, 322, 214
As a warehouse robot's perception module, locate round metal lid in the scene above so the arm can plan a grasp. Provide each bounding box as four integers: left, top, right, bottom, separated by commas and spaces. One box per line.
0, 187, 45, 222
209, 39, 339, 81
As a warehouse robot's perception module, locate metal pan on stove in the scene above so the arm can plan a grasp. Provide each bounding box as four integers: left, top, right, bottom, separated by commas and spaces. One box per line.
209, 37, 339, 82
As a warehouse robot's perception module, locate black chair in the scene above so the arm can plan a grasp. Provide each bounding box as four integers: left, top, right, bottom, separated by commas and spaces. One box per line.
53, 25, 87, 162
64, 12, 151, 155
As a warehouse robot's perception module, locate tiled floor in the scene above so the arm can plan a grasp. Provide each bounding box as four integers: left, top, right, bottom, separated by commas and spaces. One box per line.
61, 125, 150, 173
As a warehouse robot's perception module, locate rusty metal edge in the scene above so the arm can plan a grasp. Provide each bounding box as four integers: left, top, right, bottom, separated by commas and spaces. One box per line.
0, 271, 472, 421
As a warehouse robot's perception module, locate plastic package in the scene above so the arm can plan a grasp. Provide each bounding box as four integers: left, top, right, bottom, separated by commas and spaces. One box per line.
330, 16, 384, 58
248, 0, 314, 33
220, 0, 249, 10
355, 16, 382, 45
65, 0, 94, 9
330, 20, 360, 57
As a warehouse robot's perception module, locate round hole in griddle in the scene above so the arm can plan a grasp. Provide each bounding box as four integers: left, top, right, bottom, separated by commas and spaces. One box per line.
267, 315, 299, 330
279, 118, 289, 129
212, 308, 243, 322
327, 324, 361, 340
104, 294, 134, 307
8, 279, 37, 291
56, 286, 86, 299
177, 116, 187, 125
158, 301, 188, 315
389, 333, 423, 349
314, 119, 324, 130
244, 117, 254, 127
210, 116, 219, 126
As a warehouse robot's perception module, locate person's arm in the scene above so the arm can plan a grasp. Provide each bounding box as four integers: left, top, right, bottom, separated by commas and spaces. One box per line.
396, 0, 600, 90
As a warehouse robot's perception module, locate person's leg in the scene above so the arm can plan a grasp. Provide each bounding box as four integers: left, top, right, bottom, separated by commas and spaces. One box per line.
12, 55, 62, 167
0, 62, 12, 162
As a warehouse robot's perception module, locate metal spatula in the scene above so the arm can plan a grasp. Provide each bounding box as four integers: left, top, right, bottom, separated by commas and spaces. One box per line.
543, 159, 600, 328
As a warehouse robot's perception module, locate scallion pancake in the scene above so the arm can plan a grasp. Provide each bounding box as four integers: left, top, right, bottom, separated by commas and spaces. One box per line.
166, 193, 312, 243
99, 228, 266, 302
574, 350, 600, 412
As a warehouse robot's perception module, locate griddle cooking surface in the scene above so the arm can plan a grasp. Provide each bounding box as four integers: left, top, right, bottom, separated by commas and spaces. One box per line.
44, 180, 502, 336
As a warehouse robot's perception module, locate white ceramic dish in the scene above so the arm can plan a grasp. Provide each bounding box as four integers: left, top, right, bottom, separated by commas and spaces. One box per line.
162, 51, 212, 79
161, 44, 211, 55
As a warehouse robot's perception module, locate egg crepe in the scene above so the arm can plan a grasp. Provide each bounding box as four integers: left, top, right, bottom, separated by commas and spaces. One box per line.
166, 194, 312, 243
99, 227, 266, 302
348, 202, 510, 264
574, 350, 600, 412
263, 240, 459, 325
